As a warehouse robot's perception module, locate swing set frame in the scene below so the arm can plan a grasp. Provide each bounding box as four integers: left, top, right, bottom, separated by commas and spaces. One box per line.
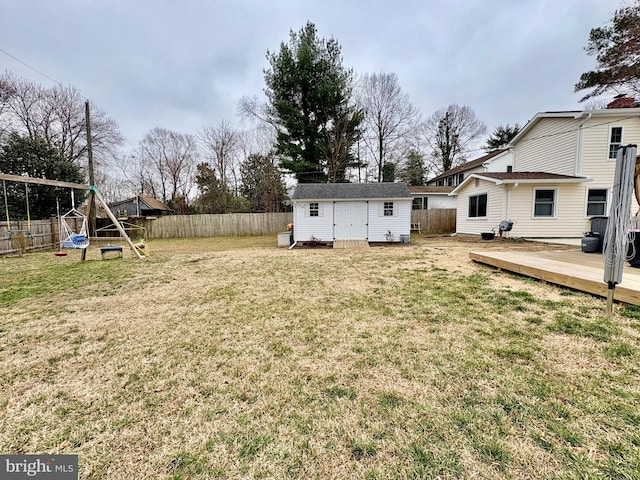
0, 173, 144, 260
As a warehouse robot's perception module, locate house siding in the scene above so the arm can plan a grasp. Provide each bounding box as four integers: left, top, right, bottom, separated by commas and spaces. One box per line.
367, 200, 411, 242
427, 195, 457, 209
292, 198, 411, 242
484, 150, 513, 172
455, 179, 505, 235
580, 115, 640, 183
507, 183, 589, 237
292, 201, 334, 242
514, 118, 578, 175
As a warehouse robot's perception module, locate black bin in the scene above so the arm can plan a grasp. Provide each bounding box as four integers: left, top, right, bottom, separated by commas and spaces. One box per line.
589, 216, 608, 253
581, 236, 600, 253
628, 232, 640, 267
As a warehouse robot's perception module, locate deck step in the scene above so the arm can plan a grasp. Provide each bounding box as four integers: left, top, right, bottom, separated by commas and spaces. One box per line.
333, 240, 370, 249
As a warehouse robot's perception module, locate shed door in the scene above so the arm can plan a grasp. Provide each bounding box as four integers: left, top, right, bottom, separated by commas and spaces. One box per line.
334, 202, 368, 240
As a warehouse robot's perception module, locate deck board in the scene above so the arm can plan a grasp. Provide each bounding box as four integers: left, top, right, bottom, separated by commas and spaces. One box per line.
470, 250, 640, 306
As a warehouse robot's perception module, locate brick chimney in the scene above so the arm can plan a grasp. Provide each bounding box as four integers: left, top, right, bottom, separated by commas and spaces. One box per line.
607, 95, 636, 109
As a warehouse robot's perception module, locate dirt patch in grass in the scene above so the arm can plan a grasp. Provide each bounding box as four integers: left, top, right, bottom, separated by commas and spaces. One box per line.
1, 235, 638, 479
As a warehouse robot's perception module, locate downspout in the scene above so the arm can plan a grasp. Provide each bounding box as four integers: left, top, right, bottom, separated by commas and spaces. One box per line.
506, 183, 518, 238
575, 113, 592, 176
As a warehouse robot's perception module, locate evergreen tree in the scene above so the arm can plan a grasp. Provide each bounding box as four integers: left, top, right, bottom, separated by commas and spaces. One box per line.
0, 133, 84, 220
194, 163, 234, 214
397, 149, 427, 186
575, 2, 640, 101
240, 154, 288, 212
264, 22, 362, 183
484, 124, 520, 151
382, 162, 396, 183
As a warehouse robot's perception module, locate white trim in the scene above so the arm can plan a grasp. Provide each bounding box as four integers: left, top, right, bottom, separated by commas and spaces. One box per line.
585, 187, 609, 218
532, 187, 558, 219
467, 192, 488, 219
608, 125, 623, 160
450, 173, 590, 195
508, 109, 640, 147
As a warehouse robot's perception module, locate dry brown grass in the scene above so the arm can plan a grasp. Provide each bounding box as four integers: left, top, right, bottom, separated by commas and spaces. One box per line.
0, 235, 638, 479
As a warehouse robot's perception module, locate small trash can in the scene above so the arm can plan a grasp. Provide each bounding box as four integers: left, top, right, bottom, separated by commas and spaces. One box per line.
277, 232, 291, 247
400, 234, 410, 244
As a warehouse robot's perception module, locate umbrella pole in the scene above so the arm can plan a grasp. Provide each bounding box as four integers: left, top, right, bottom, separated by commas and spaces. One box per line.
607, 282, 615, 317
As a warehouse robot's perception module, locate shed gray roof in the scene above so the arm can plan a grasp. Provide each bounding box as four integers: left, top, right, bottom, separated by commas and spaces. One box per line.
292, 182, 412, 200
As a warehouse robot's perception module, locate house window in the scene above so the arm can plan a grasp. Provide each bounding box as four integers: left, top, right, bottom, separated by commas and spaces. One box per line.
534, 189, 556, 217
309, 202, 319, 217
507, 165, 513, 173
468, 194, 487, 218
587, 189, 608, 216
609, 127, 623, 159
457, 173, 464, 185
384, 202, 394, 216
412, 197, 424, 210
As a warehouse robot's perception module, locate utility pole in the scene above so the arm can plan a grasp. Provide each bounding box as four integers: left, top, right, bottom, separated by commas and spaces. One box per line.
81, 100, 96, 262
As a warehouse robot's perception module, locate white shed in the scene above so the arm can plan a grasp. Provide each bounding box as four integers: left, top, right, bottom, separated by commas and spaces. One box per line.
291, 183, 412, 244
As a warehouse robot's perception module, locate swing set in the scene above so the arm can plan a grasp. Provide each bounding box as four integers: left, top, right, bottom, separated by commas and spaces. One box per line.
2, 179, 33, 240
0, 173, 144, 260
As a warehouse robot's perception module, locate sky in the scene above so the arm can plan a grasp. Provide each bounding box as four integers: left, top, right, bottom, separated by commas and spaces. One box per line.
0, 0, 619, 154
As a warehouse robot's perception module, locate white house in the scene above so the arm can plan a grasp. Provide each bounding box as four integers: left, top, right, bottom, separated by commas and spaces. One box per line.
428, 149, 513, 188
408, 186, 456, 210
291, 183, 412, 243
452, 97, 640, 238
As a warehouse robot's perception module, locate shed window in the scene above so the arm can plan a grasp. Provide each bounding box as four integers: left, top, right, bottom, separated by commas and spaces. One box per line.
384, 202, 394, 216
309, 202, 319, 217
534, 189, 556, 217
468, 194, 487, 218
587, 189, 608, 216
609, 127, 623, 159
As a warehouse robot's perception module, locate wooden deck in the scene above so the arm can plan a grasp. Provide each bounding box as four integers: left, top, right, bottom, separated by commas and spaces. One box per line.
333, 240, 370, 249
470, 249, 640, 306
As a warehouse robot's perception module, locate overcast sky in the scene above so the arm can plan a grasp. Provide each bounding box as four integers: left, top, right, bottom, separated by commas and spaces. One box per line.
0, 0, 618, 153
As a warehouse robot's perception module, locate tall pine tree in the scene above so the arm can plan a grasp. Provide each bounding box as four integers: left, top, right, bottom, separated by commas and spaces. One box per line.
575, 2, 640, 101
264, 22, 362, 183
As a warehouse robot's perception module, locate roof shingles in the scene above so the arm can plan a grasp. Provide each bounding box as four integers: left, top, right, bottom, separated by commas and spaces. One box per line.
292, 182, 412, 200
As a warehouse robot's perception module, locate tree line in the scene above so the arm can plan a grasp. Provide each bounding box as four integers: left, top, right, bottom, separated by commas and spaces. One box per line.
1, 1, 636, 218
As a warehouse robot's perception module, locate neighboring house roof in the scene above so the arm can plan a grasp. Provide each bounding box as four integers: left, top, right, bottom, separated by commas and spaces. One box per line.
139, 195, 172, 211
108, 194, 172, 212
428, 149, 507, 184
450, 171, 590, 195
509, 107, 640, 146
292, 182, 412, 200
408, 186, 455, 195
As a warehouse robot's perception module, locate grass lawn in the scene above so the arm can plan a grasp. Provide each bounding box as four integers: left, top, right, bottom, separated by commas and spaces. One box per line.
1, 235, 639, 479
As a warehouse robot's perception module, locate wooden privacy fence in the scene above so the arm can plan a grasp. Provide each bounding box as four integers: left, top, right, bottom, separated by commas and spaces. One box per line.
0, 218, 83, 255
138, 212, 293, 239
410, 208, 456, 235
0, 210, 454, 254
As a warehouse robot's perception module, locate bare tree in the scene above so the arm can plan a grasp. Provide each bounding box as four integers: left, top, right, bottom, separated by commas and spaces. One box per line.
0, 75, 16, 140
0, 71, 123, 170
422, 104, 487, 174
198, 120, 241, 193
137, 128, 199, 211
357, 72, 420, 182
